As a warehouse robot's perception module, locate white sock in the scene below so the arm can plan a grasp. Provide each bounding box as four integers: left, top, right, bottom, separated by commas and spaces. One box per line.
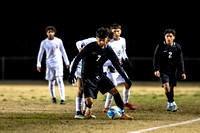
76, 97, 82, 112
82, 98, 86, 112
56, 77, 65, 101
173, 101, 177, 106
104, 93, 113, 108
48, 80, 56, 98
123, 87, 130, 104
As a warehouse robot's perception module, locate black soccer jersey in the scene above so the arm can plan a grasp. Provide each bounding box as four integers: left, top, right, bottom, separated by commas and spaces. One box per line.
70, 42, 129, 81
153, 42, 185, 74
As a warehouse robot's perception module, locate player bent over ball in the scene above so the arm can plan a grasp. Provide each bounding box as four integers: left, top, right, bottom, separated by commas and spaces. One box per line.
68, 27, 133, 120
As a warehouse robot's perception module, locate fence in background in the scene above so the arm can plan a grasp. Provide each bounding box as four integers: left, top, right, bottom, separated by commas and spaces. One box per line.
0, 56, 200, 81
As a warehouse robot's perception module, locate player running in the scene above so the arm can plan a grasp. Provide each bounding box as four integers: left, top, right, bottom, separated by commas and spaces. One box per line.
68, 27, 133, 120
153, 29, 186, 112
37, 26, 70, 104
103, 23, 136, 113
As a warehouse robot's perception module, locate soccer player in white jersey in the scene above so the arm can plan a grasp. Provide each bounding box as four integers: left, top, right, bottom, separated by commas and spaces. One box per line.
37, 26, 70, 105
103, 23, 136, 112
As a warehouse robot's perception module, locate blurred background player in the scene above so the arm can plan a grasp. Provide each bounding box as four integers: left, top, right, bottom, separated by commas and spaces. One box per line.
68, 27, 133, 119
37, 26, 70, 104
71, 29, 113, 119
103, 23, 136, 113
153, 29, 186, 112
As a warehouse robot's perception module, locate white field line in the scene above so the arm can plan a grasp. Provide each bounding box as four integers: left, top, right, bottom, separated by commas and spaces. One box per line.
128, 118, 200, 133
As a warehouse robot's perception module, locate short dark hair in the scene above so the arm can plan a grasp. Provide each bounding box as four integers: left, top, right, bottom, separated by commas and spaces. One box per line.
110, 23, 121, 30
45, 26, 57, 33
164, 29, 176, 36
96, 27, 109, 39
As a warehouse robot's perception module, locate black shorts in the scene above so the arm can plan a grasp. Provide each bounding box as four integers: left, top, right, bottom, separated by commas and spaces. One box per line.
82, 74, 115, 99
160, 72, 177, 87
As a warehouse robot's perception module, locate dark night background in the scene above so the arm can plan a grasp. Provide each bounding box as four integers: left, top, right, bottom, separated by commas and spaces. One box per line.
0, 2, 200, 81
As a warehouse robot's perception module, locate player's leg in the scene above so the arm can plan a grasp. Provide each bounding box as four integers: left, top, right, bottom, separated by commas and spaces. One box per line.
163, 83, 175, 111
75, 77, 85, 119
84, 97, 94, 118
108, 87, 133, 120
98, 76, 133, 120
48, 79, 57, 103
103, 92, 113, 113
122, 82, 136, 110
46, 67, 57, 103
56, 76, 66, 104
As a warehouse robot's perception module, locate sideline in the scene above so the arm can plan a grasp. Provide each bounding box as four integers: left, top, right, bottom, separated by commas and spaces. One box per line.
128, 118, 200, 133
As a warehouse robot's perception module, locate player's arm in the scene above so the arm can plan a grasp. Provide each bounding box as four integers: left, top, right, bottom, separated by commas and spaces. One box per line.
68, 44, 91, 84
59, 40, 70, 68
108, 47, 132, 88
153, 44, 161, 77
178, 46, 186, 80
76, 37, 96, 52
36, 42, 44, 72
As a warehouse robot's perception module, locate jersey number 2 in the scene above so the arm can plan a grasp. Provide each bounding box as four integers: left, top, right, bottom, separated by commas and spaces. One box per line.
168, 52, 172, 58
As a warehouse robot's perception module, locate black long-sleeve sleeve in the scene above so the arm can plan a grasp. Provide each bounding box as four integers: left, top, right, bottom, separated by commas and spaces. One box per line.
153, 44, 161, 71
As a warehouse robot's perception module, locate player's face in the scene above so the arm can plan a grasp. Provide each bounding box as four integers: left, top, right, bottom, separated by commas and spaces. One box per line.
46, 30, 55, 40
96, 37, 108, 48
112, 28, 121, 40
165, 33, 175, 46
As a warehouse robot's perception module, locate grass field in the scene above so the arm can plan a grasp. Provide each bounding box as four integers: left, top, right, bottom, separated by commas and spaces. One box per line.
0, 80, 200, 133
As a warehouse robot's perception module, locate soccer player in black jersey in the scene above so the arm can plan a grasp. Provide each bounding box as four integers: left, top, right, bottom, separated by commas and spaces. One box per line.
153, 29, 186, 112
68, 27, 133, 119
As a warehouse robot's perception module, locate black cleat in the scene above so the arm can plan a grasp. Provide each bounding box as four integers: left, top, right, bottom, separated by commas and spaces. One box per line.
52, 98, 57, 104
60, 100, 66, 105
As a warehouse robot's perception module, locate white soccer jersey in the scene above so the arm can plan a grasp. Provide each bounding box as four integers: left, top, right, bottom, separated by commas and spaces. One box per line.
104, 37, 128, 67
37, 37, 70, 68
76, 37, 96, 50
105, 37, 129, 85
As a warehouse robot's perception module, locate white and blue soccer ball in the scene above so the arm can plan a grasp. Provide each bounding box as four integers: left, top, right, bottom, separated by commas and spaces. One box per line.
107, 106, 122, 119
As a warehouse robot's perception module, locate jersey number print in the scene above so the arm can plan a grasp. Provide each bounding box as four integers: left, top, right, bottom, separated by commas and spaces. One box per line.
168, 52, 172, 58
96, 55, 101, 61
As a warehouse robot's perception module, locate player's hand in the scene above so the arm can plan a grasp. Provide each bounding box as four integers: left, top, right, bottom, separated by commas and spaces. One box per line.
182, 74, 186, 80
154, 71, 160, 77
68, 74, 76, 84
37, 67, 41, 72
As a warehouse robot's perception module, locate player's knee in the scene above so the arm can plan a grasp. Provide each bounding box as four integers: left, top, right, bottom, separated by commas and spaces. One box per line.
109, 88, 119, 95
85, 97, 93, 108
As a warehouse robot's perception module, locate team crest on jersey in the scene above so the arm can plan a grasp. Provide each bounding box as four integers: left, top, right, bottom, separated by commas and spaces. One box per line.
122, 45, 124, 49
56, 45, 58, 48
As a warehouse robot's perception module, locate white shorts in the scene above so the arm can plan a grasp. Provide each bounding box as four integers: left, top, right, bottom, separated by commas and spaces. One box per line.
106, 71, 125, 86
74, 67, 82, 79
45, 66, 63, 80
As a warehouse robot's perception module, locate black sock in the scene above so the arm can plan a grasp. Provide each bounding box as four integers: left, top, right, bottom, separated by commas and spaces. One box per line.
113, 93, 124, 112
171, 86, 174, 99
165, 92, 174, 103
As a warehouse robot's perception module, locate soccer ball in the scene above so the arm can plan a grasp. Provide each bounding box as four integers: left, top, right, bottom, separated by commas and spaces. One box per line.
107, 106, 122, 119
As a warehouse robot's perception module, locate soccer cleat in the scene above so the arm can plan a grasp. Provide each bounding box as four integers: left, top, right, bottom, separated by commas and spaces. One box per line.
120, 113, 133, 120
166, 106, 172, 111
60, 100, 66, 105
52, 98, 57, 104
75, 111, 85, 119
124, 102, 136, 110
171, 105, 178, 112
102, 108, 110, 113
